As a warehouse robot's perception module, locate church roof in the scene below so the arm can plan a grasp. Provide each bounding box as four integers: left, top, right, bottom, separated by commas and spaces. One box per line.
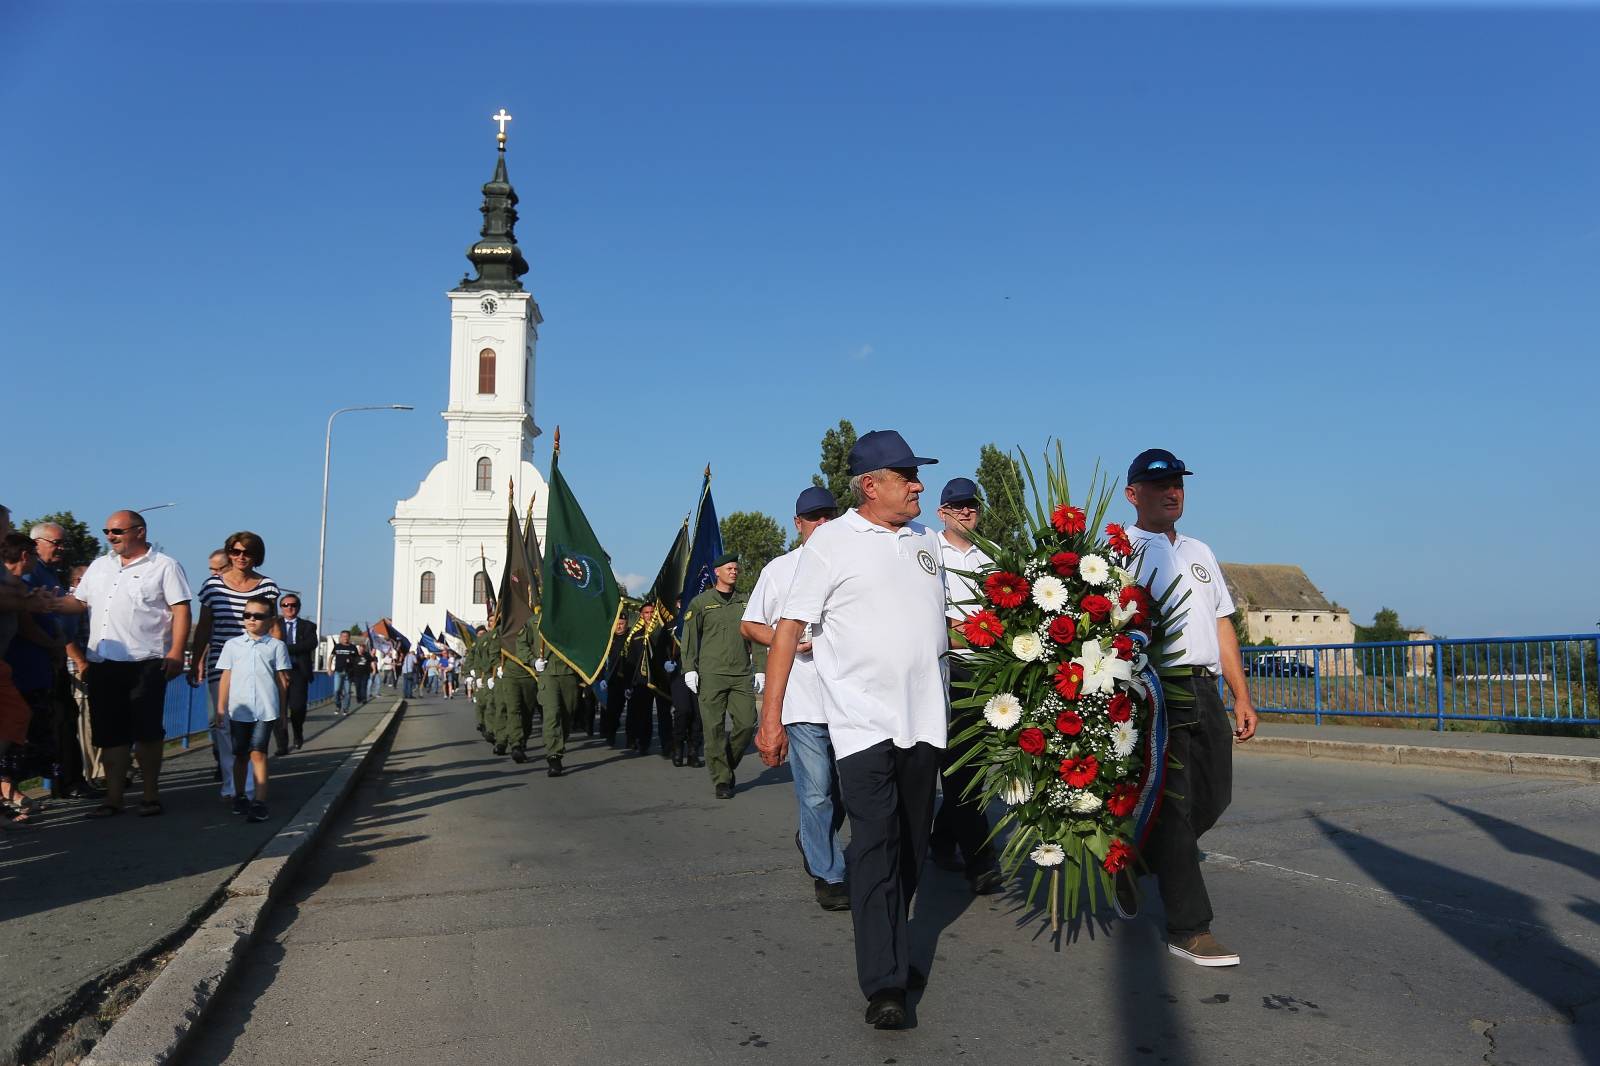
454, 142, 530, 293
1219, 563, 1341, 613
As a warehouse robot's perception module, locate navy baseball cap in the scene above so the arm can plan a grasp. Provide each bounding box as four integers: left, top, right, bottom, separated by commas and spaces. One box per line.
713, 551, 740, 567
939, 477, 981, 507
1127, 448, 1195, 485
848, 429, 939, 476
795, 486, 838, 516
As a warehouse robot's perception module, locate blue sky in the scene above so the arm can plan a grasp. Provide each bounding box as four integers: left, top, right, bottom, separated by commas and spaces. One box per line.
3, 2, 1596, 638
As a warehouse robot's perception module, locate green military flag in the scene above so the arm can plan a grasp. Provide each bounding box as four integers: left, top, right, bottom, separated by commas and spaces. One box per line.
646, 518, 690, 626
537, 430, 623, 684
497, 485, 537, 662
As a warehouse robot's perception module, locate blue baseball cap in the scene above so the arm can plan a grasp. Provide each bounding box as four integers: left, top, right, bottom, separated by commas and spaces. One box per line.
939, 477, 981, 507
847, 429, 939, 477
1127, 448, 1194, 485
795, 486, 838, 516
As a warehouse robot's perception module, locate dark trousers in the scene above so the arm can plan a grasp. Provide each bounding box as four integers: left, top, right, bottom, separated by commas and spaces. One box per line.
929, 664, 995, 874
627, 688, 671, 751
671, 674, 702, 754
354, 674, 369, 703
600, 678, 628, 741
1144, 677, 1234, 935
836, 740, 940, 1000
49, 669, 85, 790
280, 666, 311, 747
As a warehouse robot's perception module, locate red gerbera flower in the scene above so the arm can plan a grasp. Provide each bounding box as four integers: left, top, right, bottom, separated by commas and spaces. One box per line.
1102, 838, 1135, 874
1081, 594, 1113, 622
1047, 615, 1078, 646
984, 571, 1030, 609
1112, 634, 1134, 660
1051, 505, 1087, 536
1106, 783, 1139, 818
1059, 755, 1099, 788
1107, 692, 1133, 723
1053, 661, 1084, 700
1055, 710, 1083, 736
1050, 551, 1080, 577
962, 609, 1005, 648
1105, 523, 1133, 556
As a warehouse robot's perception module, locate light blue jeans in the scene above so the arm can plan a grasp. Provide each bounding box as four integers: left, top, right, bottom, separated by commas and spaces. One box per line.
788, 722, 846, 885
333, 672, 352, 709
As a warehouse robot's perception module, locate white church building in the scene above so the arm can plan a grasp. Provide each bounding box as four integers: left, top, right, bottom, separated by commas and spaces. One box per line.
390, 116, 548, 641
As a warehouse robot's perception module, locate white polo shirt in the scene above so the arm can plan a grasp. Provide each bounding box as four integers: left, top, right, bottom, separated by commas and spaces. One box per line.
940, 532, 992, 661
1129, 525, 1234, 673
781, 508, 949, 760
742, 547, 825, 726
73, 548, 193, 663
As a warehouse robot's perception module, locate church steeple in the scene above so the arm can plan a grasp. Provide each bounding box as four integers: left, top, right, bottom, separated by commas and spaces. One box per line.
455, 109, 530, 293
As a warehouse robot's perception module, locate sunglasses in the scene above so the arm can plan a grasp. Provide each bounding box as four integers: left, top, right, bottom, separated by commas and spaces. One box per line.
103, 526, 144, 536
1141, 459, 1186, 474
35, 537, 66, 547
228, 547, 252, 557
242, 611, 272, 621
798, 509, 836, 522
281, 602, 300, 610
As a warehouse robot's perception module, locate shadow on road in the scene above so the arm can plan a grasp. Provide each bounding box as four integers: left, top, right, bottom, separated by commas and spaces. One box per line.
1430, 796, 1600, 882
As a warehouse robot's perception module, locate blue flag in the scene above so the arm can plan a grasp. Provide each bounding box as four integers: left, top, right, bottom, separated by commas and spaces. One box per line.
419, 626, 441, 654
674, 472, 723, 636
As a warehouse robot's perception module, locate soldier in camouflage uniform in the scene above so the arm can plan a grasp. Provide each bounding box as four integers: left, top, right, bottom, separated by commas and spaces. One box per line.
682, 552, 762, 799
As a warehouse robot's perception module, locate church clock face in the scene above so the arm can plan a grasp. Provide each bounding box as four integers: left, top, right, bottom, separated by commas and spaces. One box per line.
480, 296, 498, 315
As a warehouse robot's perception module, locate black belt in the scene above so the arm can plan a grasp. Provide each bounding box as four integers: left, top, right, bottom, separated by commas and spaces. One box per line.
1175, 666, 1217, 681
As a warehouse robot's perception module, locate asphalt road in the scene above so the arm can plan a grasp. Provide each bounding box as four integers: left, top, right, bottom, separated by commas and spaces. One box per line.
187, 694, 1600, 1065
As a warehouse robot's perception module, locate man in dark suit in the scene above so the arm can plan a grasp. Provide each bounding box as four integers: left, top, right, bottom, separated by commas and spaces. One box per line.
277, 594, 317, 752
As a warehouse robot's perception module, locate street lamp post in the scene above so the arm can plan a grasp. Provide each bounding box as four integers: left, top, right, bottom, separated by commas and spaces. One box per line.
315, 404, 413, 641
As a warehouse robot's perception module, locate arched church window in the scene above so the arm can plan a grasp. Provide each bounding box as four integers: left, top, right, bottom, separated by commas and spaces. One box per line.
475, 456, 492, 491
473, 571, 489, 604
419, 570, 436, 604
478, 348, 496, 394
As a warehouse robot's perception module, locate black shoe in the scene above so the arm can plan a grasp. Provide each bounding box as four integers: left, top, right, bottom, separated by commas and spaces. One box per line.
796, 831, 816, 877
715, 783, 733, 800
672, 745, 686, 768
476, 724, 486, 735
511, 746, 528, 764
929, 840, 963, 872
815, 879, 850, 912
690, 753, 705, 768
493, 742, 507, 756
969, 868, 1005, 896
547, 756, 564, 778
274, 747, 290, 758
232, 796, 250, 816
865, 990, 907, 1029
247, 801, 269, 823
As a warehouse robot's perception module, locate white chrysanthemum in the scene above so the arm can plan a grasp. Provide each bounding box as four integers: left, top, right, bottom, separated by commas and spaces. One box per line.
1079, 554, 1111, 586
983, 693, 1024, 729
1011, 632, 1044, 662
1001, 778, 1034, 805
1031, 575, 1069, 612
1111, 720, 1138, 758
1069, 791, 1103, 814
1031, 842, 1066, 867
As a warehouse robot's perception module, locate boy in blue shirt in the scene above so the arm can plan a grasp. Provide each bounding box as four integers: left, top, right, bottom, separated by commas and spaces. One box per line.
215, 596, 291, 823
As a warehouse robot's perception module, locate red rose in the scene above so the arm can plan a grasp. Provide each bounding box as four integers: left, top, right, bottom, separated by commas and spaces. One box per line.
1047, 615, 1078, 646
962, 610, 1005, 648
1102, 838, 1135, 874
1050, 551, 1080, 577
1018, 727, 1047, 756
1107, 692, 1133, 723
1112, 634, 1134, 660
1051, 504, 1087, 536
1081, 594, 1113, 622
1106, 783, 1139, 818
984, 571, 1030, 609
1055, 710, 1083, 736
1118, 586, 1150, 627
1059, 755, 1099, 788
1105, 523, 1133, 556
1053, 661, 1084, 700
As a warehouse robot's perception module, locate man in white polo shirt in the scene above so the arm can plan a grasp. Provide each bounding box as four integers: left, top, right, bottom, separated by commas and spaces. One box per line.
1123, 449, 1257, 968
741, 485, 847, 913
757, 429, 947, 1030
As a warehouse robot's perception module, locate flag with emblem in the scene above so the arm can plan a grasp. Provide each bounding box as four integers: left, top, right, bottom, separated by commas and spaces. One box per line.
537, 430, 623, 683
675, 468, 723, 636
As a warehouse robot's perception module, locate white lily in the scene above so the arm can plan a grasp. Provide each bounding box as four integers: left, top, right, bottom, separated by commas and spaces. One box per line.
1110, 598, 1140, 630
1073, 639, 1133, 696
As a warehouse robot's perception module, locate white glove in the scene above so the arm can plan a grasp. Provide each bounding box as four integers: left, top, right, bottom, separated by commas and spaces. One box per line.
684, 671, 699, 694
487, 678, 496, 690
534, 658, 547, 672
664, 659, 678, 673
753, 672, 765, 694
496, 666, 504, 678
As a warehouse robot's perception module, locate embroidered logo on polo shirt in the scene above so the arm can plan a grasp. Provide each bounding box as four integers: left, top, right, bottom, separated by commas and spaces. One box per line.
1191, 563, 1212, 584
915, 549, 937, 576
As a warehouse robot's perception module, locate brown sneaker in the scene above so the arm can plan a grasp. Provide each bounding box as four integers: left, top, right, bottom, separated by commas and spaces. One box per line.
1168, 931, 1240, 967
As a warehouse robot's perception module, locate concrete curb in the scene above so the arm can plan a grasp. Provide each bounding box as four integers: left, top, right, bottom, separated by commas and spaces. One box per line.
81, 699, 407, 1066
1241, 734, 1600, 782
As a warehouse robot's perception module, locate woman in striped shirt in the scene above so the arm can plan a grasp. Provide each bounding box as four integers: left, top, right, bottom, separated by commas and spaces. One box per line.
198, 531, 280, 797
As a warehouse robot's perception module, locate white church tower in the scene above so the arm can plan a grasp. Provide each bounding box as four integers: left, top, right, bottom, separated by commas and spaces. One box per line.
390, 111, 548, 641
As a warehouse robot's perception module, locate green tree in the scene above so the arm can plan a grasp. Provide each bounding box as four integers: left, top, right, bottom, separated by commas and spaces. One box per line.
1355, 607, 1408, 643
973, 443, 1028, 554
1230, 607, 1250, 646
18, 510, 103, 570
811, 418, 857, 506
719, 511, 786, 594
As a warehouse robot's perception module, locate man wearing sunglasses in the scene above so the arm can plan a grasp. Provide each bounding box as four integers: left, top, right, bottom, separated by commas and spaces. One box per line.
1122, 448, 1257, 968
52, 511, 192, 818
277, 596, 317, 750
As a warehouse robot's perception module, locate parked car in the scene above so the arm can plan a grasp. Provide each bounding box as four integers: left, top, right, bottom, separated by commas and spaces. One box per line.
1247, 652, 1315, 677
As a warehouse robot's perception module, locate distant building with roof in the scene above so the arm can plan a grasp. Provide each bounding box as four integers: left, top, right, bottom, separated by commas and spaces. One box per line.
1219, 564, 1354, 648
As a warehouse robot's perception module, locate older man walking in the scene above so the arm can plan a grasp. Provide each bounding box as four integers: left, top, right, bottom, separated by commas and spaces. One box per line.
54, 510, 192, 818
757, 430, 948, 1029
